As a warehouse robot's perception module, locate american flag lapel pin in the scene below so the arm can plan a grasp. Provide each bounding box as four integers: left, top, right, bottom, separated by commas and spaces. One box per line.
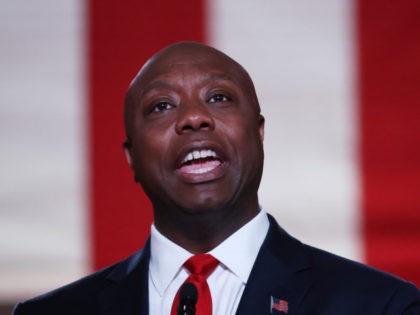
270, 296, 289, 314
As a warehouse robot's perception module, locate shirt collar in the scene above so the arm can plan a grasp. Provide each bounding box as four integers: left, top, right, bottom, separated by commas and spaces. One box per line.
149, 209, 270, 296
209, 209, 269, 284
149, 224, 191, 297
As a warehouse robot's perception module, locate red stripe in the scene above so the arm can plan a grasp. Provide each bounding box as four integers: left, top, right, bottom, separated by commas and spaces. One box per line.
357, 0, 420, 285
88, 0, 206, 269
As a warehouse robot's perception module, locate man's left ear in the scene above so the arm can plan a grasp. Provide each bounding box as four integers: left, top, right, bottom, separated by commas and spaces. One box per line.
123, 139, 133, 169
258, 114, 265, 142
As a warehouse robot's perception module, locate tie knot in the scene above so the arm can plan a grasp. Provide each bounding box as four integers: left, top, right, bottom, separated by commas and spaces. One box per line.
184, 254, 219, 278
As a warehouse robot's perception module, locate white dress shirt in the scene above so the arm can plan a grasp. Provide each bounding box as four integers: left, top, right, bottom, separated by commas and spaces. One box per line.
148, 210, 270, 315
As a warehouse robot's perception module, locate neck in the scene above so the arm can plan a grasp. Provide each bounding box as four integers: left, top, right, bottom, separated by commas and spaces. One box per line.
153, 199, 260, 254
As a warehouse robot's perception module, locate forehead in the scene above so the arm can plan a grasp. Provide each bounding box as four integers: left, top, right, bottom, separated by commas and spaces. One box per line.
133, 49, 248, 91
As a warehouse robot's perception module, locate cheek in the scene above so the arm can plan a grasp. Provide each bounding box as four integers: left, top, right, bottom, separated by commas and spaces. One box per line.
131, 135, 170, 189
225, 115, 261, 145
233, 120, 263, 165
131, 128, 171, 168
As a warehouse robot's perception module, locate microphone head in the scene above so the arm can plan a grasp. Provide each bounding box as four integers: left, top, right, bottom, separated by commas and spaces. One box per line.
178, 282, 198, 315
180, 282, 198, 302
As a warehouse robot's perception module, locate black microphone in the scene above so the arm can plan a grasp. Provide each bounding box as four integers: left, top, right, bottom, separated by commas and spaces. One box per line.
177, 282, 198, 315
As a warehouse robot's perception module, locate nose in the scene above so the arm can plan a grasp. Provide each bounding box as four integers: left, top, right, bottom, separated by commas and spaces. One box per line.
175, 101, 215, 134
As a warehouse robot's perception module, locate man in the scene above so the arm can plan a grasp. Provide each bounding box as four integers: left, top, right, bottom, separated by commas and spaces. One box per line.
14, 42, 420, 314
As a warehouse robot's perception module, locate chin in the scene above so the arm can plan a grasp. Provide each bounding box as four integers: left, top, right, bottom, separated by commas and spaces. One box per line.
178, 196, 229, 214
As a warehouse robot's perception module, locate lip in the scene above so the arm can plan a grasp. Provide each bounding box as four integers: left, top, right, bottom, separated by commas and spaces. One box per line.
174, 140, 228, 184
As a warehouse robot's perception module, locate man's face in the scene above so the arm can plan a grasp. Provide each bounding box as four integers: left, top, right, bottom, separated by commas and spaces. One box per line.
124, 45, 264, 217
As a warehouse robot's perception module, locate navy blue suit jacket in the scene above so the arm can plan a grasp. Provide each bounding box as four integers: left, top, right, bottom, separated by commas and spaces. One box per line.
14, 215, 420, 314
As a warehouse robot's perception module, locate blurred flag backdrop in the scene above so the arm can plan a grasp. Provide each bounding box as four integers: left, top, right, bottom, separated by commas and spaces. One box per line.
1, 0, 419, 301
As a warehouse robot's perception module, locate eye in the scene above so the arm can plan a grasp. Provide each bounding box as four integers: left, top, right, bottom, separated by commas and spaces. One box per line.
208, 94, 230, 103
150, 101, 174, 113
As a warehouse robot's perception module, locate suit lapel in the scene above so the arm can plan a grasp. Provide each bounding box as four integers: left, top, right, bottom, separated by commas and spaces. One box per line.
236, 215, 314, 315
97, 240, 150, 315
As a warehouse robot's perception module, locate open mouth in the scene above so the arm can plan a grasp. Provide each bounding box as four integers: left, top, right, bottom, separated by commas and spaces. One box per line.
178, 149, 222, 174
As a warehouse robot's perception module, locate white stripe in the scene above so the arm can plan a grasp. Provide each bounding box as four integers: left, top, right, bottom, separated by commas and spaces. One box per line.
208, 0, 361, 261
0, 0, 87, 299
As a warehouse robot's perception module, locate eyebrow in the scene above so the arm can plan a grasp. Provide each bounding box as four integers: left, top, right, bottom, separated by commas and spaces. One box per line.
202, 72, 238, 85
140, 81, 174, 98
139, 72, 240, 99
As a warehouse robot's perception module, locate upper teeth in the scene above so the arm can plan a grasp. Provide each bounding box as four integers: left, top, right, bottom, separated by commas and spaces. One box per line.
183, 149, 216, 163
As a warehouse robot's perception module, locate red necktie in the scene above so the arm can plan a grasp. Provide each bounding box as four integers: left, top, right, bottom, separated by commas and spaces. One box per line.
171, 254, 219, 315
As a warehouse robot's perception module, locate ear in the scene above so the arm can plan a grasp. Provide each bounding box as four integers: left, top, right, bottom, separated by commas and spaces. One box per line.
123, 139, 133, 169
258, 114, 265, 142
